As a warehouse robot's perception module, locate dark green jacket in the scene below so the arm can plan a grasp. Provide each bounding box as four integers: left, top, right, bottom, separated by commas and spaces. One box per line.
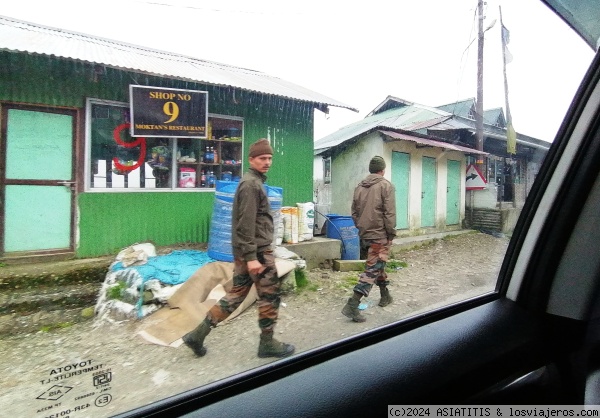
231, 168, 274, 261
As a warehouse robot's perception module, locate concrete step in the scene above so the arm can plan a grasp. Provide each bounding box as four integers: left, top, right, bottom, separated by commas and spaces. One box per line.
0, 285, 101, 335
0, 283, 101, 335
0, 257, 111, 335
0, 256, 112, 290
0, 283, 101, 315
0, 306, 96, 335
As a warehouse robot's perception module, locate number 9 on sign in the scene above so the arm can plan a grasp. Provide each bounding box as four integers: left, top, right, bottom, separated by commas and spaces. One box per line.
163, 101, 179, 123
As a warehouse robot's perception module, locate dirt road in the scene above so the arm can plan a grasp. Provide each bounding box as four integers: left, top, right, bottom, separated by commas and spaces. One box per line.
0, 231, 509, 417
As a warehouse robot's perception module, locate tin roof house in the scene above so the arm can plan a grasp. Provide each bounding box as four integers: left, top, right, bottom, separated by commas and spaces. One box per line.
313, 96, 549, 236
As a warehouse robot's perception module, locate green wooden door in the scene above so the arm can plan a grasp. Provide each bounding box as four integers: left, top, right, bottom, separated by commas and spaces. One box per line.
392, 152, 410, 229
421, 157, 436, 228
446, 160, 461, 225
2, 109, 74, 253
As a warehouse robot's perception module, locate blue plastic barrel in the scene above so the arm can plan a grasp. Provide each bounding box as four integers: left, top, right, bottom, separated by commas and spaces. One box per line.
326, 214, 360, 260
266, 185, 283, 246
266, 185, 283, 213
207, 180, 239, 261
208, 181, 284, 261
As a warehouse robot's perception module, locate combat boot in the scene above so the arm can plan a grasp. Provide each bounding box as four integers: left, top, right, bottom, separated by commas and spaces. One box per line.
182, 318, 212, 357
342, 296, 366, 322
378, 286, 393, 307
257, 332, 295, 358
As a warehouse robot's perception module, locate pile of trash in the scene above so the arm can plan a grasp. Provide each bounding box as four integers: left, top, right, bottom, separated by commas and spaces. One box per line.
94, 243, 213, 323
94, 242, 306, 324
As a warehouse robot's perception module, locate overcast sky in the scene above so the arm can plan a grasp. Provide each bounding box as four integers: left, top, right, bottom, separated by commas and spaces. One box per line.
2, 0, 595, 142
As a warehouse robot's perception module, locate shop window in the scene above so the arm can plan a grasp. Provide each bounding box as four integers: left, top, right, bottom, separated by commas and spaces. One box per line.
86, 100, 243, 190
487, 156, 505, 185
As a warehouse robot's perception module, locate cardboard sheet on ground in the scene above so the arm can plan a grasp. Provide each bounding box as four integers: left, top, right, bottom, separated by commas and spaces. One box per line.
137, 259, 296, 347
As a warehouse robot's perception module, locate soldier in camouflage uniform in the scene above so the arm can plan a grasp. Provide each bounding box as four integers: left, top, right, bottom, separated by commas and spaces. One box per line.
342, 155, 397, 322
182, 138, 294, 358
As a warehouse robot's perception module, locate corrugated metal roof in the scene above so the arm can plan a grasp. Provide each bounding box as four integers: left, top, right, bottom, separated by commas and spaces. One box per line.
437, 98, 475, 118
315, 97, 548, 155
379, 130, 488, 155
436, 98, 475, 118
401, 115, 472, 131
314, 103, 454, 153
0, 15, 358, 112
366, 95, 413, 117
483, 107, 505, 126
437, 99, 506, 127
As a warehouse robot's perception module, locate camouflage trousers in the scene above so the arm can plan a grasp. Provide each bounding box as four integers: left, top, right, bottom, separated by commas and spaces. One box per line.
207, 250, 281, 332
353, 238, 391, 297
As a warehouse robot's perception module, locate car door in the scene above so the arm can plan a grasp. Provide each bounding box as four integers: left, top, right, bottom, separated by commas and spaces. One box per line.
117, 2, 600, 416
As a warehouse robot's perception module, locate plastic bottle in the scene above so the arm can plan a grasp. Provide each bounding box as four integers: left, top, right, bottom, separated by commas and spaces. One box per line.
213, 147, 218, 163
200, 170, 206, 188
209, 170, 215, 188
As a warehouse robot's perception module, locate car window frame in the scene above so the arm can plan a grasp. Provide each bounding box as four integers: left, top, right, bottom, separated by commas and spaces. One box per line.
114, 15, 600, 417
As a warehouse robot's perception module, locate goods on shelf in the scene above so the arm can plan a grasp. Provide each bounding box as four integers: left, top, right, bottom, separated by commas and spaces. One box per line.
175, 117, 243, 188
179, 167, 196, 188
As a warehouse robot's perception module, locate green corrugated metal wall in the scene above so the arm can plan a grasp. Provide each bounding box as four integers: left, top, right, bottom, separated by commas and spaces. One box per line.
0, 51, 315, 257
77, 192, 213, 257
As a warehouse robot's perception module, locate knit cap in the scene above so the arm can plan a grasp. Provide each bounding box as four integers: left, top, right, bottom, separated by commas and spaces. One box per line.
369, 156, 386, 173
249, 139, 273, 158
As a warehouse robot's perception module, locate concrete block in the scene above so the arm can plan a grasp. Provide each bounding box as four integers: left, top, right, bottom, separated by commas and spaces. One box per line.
333, 260, 365, 272
282, 237, 341, 270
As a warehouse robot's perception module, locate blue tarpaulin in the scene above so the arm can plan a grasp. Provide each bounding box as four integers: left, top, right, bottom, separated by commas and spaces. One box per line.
111, 250, 215, 285
110, 250, 216, 317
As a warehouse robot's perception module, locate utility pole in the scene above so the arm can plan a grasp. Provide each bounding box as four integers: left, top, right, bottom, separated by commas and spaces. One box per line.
476, 0, 485, 177
500, 5, 517, 207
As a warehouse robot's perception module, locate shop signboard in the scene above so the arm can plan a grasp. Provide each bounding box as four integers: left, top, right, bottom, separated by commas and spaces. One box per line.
129, 85, 208, 138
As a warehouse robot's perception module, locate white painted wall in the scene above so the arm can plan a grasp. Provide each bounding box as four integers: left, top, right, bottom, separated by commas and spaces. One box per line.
471, 185, 498, 208
329, 133, 385, 216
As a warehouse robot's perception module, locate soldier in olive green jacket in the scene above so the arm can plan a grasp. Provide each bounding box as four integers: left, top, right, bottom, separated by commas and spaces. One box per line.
182, 139, 294, 359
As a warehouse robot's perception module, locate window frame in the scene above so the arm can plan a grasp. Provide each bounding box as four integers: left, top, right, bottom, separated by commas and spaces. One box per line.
84, 98, 244, 192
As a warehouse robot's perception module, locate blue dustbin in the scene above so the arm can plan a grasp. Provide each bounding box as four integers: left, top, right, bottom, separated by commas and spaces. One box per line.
325, 214, 360, 260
